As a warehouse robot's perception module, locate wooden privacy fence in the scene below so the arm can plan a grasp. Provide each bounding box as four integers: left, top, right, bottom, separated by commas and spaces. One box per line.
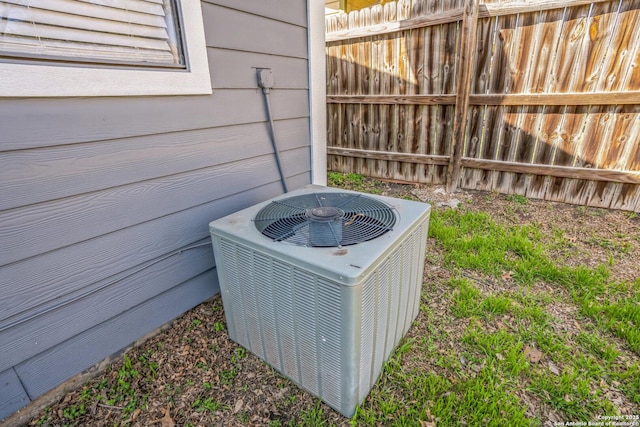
326, 0, 640, 211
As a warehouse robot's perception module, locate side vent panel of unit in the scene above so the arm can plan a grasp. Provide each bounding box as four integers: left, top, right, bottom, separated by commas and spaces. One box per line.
293, 269, 320, 396
271, 260, 297, 381
372, 258, 391, 382
218, 240, 346, 404
254, 252, 279, 366
359, 273, 377, 397
315, 278, 342, 406
219, 240, 243, 344
356, 222, 429, 398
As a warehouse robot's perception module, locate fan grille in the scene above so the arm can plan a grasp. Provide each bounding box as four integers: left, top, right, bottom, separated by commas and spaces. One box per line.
253, 192, 396, 247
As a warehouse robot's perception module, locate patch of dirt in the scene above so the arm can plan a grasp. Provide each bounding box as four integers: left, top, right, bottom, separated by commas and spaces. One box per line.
19, 180, 640, 427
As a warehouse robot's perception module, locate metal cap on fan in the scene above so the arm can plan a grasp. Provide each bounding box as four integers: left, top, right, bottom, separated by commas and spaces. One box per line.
253, 192, 396, 247
305, 206, 345, 247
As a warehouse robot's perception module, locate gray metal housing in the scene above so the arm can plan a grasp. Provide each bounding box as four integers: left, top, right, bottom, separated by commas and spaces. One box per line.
209, 185, 431, 417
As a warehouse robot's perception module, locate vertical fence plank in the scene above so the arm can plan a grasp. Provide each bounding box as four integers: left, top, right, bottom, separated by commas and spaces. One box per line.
496, 10, 543, 197
379, 3, 396, 179
441, 0, 460, 185
326, 15, 342, 174
347, 11, 367, 173
428, 0, 449, 184
533, 4, 592, 202
610, 110, 640, 210
564, 1, 621, 207
608, 0, 640, 210
461, 10, 497, 190
446, 0, 479, 192
359, 7, 373, 178
368, 5, 384, 178
398, 0, 417, 182
344, 12, 359, 177
521, 6, 567, 200
412, 0, 428, 183
484, 10, 519, 192
588, 0, 640, 208
554, 0, 622, 207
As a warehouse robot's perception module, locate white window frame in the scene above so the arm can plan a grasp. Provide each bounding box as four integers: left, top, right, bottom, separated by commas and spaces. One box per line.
0, 1, 211, 97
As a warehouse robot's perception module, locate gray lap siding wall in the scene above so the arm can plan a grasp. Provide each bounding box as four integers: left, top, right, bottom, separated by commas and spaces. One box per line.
0, 0, 312, 419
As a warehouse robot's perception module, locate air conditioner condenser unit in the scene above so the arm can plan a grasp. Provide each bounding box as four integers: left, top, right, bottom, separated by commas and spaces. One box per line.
208, 185, 431, 417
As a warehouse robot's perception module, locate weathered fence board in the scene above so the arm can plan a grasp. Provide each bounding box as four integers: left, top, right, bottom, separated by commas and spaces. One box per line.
447, 0, 479, 191
326, 0, 640, 211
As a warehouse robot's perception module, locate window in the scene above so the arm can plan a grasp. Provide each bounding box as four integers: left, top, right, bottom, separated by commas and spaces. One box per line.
0, 0, 211, 97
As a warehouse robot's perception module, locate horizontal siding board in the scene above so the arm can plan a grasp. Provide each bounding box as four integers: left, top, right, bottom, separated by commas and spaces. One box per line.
0, 147, 310, 265
0, 242, 213, 373
0, 88, 309, 151
15, 269, 220, 399
0, 118, 310, 211
202, 3, 308, 58
208, 49, 310, 89
286, 171, 313, 190
0, 368, 30, 420
0, 182, 285, 333
204, 0, 308, 27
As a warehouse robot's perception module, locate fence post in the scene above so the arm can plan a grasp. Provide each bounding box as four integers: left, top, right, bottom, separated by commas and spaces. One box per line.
446, 0, 479, 193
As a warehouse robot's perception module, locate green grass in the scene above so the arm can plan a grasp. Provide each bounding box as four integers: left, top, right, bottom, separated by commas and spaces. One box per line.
56, 352, 157, 423
105, 354, 147, 414
329, 176, 639, 426
298, 402, 328, 427
429, 208, 639, 352
506, 193, 529, 205
355, 346, 532, 426
192, 396, 227, 413
327, 171, 383, 194
327, 171, 365, 189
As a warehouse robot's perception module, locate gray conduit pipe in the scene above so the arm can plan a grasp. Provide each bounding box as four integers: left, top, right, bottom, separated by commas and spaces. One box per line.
257, 68, 289, 193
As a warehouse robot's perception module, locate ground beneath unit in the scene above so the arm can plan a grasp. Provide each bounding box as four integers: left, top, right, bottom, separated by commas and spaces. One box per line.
18, 179, 640, 427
